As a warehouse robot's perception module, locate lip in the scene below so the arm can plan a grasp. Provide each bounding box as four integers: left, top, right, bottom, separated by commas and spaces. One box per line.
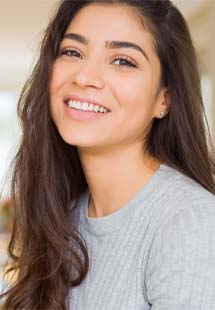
63, 94, 111, 112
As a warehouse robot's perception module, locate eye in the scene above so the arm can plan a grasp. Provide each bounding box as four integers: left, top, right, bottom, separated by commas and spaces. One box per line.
59, 48, 82, 58
59, 48, 138, 68
112, 56, 137, 68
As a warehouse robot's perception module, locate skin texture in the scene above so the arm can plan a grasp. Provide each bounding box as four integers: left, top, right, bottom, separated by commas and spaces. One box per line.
49, 3, 170, 218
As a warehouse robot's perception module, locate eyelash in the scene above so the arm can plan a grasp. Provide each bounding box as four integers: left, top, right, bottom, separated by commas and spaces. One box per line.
59, 48, 138, 68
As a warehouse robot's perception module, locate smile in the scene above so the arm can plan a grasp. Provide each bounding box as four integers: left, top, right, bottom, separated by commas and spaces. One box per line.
66, 99, 109, 114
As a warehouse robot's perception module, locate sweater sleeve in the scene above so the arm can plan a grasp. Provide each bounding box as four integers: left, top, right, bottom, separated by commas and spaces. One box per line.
145, 201, 215, 310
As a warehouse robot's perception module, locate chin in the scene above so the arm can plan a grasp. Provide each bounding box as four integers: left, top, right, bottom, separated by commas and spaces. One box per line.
58, 131, 95, 148
55, 124, 111, 149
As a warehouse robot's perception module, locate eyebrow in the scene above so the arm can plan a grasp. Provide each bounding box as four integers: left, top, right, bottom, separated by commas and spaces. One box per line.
63, 32, 150, 63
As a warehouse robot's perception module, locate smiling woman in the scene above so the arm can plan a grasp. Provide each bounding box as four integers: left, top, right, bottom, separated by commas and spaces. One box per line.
1, 0, 215, 310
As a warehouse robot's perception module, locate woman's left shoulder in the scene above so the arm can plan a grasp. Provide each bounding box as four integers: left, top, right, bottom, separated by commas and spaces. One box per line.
163, 164, 215, 209
146, 171, 215, 309
158, 165, 215, 231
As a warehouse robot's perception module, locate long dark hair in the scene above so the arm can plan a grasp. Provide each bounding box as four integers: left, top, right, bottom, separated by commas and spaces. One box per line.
1, 0, 215, 309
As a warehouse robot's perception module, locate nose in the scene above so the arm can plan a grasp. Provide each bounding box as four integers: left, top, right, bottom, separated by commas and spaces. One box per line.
72, 60, 105, 90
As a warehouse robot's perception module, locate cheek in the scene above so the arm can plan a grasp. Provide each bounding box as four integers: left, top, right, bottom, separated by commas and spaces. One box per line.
50, 61, 69, 97
108, 73, 157, 139
49, 62, 68, 121
110, 73, 155, 113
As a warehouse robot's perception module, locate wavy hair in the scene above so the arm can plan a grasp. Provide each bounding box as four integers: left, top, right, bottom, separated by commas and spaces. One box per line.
1, 0, 215, 309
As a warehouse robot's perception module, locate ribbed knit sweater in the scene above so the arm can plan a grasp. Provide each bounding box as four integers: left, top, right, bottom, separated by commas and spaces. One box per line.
68, 163, 215, 310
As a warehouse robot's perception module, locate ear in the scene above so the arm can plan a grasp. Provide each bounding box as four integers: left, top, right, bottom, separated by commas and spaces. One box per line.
154, 87, 171, 119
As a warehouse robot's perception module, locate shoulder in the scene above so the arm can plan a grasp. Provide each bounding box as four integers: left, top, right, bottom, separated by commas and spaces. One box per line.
147, 163, 215, 268
145, 166, 215, 308
146, 165, 215, 270
151, 165, 215, 252
159, 164, 215, 219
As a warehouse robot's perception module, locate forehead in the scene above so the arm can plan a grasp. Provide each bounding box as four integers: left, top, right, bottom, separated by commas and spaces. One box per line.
64, 3, 156, 55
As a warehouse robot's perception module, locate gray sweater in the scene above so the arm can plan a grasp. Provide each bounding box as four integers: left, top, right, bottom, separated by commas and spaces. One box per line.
68, 163, 215, 309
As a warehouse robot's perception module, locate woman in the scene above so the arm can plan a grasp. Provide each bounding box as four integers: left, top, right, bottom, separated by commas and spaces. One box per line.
1, 0, 215, 309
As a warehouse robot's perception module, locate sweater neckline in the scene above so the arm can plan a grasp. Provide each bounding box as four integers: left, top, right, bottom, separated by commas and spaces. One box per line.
78, 163, 173, 236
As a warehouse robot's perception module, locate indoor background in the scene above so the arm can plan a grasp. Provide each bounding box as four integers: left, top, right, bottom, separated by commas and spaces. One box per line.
0, 0, 215, 297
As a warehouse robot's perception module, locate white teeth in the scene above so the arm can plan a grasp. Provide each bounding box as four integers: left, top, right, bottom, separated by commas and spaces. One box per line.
88, 103, 94, 111
93, 105, 99, 113
75, 101, 82, 109
81, 102, 88, 111
67, 100, 109, 113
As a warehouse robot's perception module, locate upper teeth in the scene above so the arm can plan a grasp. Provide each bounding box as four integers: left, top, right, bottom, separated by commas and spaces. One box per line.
67, 100, 109, 113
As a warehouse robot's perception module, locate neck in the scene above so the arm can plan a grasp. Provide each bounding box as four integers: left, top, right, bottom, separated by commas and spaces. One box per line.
78, 143, 161, 218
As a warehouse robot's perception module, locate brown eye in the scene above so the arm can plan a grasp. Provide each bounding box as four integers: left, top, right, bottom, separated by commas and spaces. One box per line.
113, 57, 137, 68
60, 48, 81, 58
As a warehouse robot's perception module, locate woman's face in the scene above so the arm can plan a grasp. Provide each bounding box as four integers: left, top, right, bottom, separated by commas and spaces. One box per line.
50, 4, 166, 151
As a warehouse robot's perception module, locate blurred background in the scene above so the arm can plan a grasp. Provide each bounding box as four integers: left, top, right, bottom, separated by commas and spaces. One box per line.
0, 0, 215, 298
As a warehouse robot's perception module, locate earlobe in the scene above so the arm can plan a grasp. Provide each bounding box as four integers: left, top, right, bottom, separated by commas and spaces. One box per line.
158, 87, 171, 118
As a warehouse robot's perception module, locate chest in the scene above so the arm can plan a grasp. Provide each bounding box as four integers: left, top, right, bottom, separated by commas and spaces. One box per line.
69, 229, 152, 310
